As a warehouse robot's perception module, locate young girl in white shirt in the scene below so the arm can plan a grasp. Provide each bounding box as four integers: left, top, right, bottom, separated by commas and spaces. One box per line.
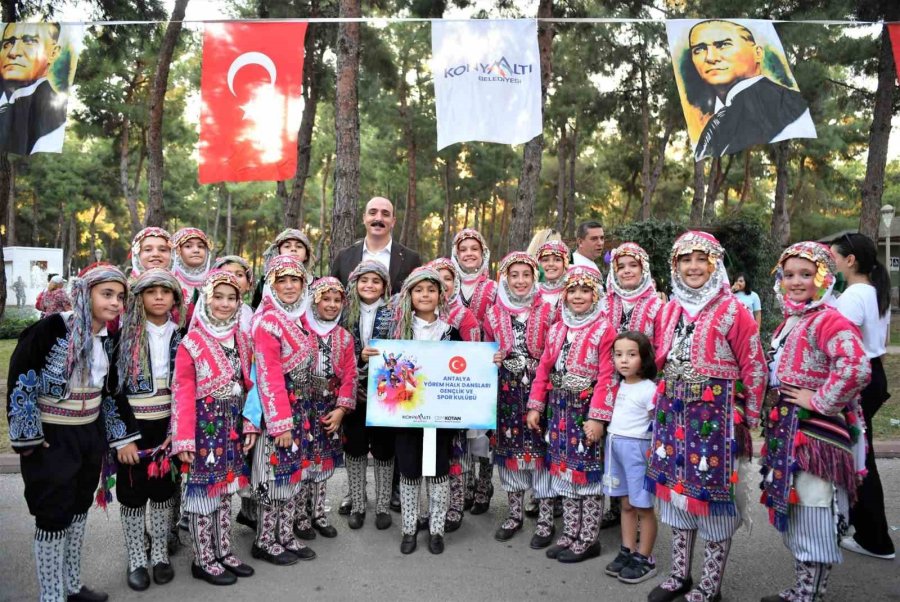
603, 331, 659, 584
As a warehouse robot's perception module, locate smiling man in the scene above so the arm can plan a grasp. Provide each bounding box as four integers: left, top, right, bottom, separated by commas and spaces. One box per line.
0, 22, 69, 155
687, 19, 815, 161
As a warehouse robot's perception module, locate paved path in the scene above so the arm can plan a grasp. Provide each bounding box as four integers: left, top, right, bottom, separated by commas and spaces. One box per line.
1, 459, 898, 602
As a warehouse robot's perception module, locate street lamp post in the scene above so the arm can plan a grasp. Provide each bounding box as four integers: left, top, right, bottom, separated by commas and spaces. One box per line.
881, 204, 895, 312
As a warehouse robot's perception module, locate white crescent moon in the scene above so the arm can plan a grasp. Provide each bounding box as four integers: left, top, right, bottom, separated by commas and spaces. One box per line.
227, 51, 277, 96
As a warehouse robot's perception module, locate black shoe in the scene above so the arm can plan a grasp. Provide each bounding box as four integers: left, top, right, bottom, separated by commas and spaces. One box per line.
494, 520, 522, 541
375, 512, 392, 530
67, 586, 109, 602
313, 520, 338, 538
294, 524, 317, 540
545, 543, 569, 559
470, 500, 489, 515
152, 562, 175, 585
605, 546, 633, 577
348, 512, 365, 529
287, 545, 317, 561
557, 541, 601, 563
338, 495, 352, 516
390, 489, 401, 512
126, 567, 150, 591
600, 508, 621, 530
219, 555, 254, 577
524, 498, 539, 518
400, 533, 417, 554
445, 514, 462, 533
236, 510, 258, 531
190, 563, 237, 586
529, 525, 556, 549
463, 496, 474, 511
251, 544, 299, 566
617, 552, 657, 584
428, 534, 445, 554
647, 577, 694, 602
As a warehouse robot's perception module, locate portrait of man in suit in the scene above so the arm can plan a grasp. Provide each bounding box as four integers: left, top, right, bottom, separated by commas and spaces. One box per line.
666, 19, 817, 161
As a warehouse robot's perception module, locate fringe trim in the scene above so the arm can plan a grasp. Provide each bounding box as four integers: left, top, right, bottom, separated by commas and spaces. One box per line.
400, 476, 422, 486
796, 436, 857, 504
494, 454, 545, 472
648, 478, 737, 517
274, 467, 304, 487
430, 474, 450, 484
449, 464, 462, 476
549, 461, 602, 485
185, 475, 250, 499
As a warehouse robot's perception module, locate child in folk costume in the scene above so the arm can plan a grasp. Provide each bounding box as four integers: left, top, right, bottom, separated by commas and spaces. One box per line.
213, 255, 255, 334
482, 252, 555, 547
171, 270, 258, 586
526, 265, 618, 563
535, 239, 570, 323
451, 228, 497, 513
342, 260, 396, 530
252, 228, 315, 309
393, 267, 463, 555
430, 257, 482, 342
759, 243, 870, 602
293, 277, 357, 539
250, 255, 317, 565
115, 269, 185, 591
130, 227, 173, 278
8, 265, 137, 602
171, 228, 213, 304
606, 242, 663, 338
647, 231, 767, 602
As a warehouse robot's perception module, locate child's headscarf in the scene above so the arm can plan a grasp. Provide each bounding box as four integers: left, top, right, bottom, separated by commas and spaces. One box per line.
536, 239, 570, 294
607, 242, 655, 303
212, 255, 254, 289
191, 270, 243, 341
263, 228, 314, 268
392, 267, 448, 340
773, 241, 837, 317
561, 265, 605, 330
451, 228, 490, 285
130, 227, 172, 276
171, 227, 213, 290
496, 251, 539, 314
67, 264, 129, 381
345, 260, 390, 332
427, 257, 461, 305
305, 277, 347, 337
257, 254, 308, 326
669, 230, 729, 317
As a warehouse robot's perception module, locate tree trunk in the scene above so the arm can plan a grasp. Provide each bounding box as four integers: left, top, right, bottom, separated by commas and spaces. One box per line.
738, 150, 752, 210
859, 22, 897, 239
690, 159, 705, 226
508, 0, 552, 251
225, 189, 233, 255
6, 158, 14, 246
144, 0, 189, 228
638, 58, 652, 221
330, 0, 361, 259
212, 184, 224, 251
771, 141, 791, 247
702, 157, 721, 224
642, 119, 675, 220
556, 125, 567, 232
398, 58, 419, 253
441, 159, 454, 257
565, 124, 577, 241
65, 216, 76, 277
317, 153, 332, 273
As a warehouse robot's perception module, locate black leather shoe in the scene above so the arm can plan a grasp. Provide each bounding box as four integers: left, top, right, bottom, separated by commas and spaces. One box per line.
152, 562, 174, 584
219, 555, 254, 577
375, 512, 392, 530
470, 500, 489, 515
288, 546, 317, 561
294, 524, 317, 540
313, 520, 338, 538
530, 525, 555, 549
251, 544, 299, 566
428, 534, 445, 554
390, 489, 401, 513
67, 586, 109, 601
647, 577, 693, 602
236, 510, 258, 531
190, 563, 236, 586
444, 515, 462, 533
494, 520, 522, 541
338, 495, 352, 516
557, 541, 601, 563
545, 543, 568, 559
400, 533, 417, 554
127, 567, 150, 591
347, 512, 365, 529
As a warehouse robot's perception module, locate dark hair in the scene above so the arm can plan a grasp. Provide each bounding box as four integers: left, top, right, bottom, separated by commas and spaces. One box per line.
576, 220, 604, 240
613, 331, 657, 381
734, 272, 752, 296
832, 233, 890, 317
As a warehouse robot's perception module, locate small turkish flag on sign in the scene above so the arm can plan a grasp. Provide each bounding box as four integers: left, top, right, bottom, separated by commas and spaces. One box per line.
198, 21, 307, 184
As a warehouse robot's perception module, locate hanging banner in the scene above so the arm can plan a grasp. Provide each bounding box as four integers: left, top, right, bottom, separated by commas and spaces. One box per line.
889, 24, 900, 84
0, 22, 83, 155
431, 19, 542, 151
365, 338, 498, 430
665, 19, 817, 162
198, 21, 307, 184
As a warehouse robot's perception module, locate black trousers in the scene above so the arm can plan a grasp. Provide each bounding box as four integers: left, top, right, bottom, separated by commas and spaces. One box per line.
849, 356, 895, 555
395, 427, 453, 480
116, 417, 177, 508
20, 421, 105, 532
342, 402, 395, 461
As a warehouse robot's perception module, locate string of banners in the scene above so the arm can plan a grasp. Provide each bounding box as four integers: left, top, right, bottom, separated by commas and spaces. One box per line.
1, 19, 898, 181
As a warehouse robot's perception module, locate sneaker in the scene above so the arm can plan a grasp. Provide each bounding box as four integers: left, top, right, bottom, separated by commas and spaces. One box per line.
618, 552, 657, 584
840, 536, 896, 560
604, 546, 633, 577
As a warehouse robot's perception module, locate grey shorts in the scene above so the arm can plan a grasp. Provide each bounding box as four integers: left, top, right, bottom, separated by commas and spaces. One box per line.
603, 434, 653, 509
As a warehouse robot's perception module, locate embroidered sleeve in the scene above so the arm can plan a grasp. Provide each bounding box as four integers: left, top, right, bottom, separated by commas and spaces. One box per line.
527, 323, 563, 411
170, 342, 198, 454
7, 369, 43, 450
103, 339, 141, 449
588, 322, 619, 422
459, 308, 482, 342
255, 316, 294, 436
810, 317, 871, 416
653, 301, 679, 371
726, 302, 767, 428
334, 328, 358, 410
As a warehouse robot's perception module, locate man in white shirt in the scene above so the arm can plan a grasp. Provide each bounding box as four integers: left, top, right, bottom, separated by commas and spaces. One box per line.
572, 221, 605, 269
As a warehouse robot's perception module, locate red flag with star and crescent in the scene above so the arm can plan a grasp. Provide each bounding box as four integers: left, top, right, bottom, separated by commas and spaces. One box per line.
198, 21, 307, 184
890, 24, 900, 84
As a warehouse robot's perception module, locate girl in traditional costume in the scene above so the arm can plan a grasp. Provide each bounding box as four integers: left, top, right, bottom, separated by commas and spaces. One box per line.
171, 270, 257, 586
130, 227, 173, 278
483, 252, 554, 548
646, 231, 767, 602
759, 242, 869, 602
527, 265, 618, 563
606, 242, 662, 338
213, 255, 254, 333
252, 228, 315, 309
171, 227, 213, 305
535, 239, 570, 323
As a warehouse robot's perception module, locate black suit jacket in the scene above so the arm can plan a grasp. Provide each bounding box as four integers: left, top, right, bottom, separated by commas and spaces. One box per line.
331, 239, 422, 295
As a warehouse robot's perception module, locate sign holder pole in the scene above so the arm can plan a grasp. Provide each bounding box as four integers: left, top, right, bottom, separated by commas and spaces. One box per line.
422, 428, 437, 477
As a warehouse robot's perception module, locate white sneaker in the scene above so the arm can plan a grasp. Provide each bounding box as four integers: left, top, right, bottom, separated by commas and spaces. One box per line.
840, 536, 896, 560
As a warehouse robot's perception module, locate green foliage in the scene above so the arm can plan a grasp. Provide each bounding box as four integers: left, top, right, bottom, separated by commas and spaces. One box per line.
609, 219, 685, 294
0, 313, 37, 340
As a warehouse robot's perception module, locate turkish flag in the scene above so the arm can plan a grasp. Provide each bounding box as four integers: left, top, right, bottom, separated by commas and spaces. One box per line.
890, 24, 900, 85
198, 22, 307, 184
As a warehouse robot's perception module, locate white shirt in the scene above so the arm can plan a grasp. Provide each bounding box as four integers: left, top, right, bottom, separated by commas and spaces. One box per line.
147, 320, 176, 382
362, 237, 392, 273
607, 379, 657, 439
359, 301, 383, 347
833, 283, 888, 358
412, 315, 447, 341
571, 250, 598, 269
60, 312, 109, 389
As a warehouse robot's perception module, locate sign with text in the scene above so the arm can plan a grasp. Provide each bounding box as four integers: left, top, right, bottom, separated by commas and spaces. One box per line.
365, 339, 498, 430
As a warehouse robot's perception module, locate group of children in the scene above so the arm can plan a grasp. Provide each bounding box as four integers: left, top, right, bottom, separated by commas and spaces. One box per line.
7, 224, 874, 602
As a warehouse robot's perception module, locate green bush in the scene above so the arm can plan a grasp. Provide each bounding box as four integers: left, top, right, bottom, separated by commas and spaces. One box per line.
0, 313, 38, 340
609, 219, 686, 295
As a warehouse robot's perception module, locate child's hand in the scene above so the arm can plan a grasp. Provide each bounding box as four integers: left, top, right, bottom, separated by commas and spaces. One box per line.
178, 451, 195, 464
781, 385, 814, 410
274, 431, 293, 448
322, 408, 347, 434
492, 351, 505, 367
361, 347, 379, 363
583, 420, 605, 444
117, 442, 140, 465
243, 433, 258, 452
526, 410, 542, 432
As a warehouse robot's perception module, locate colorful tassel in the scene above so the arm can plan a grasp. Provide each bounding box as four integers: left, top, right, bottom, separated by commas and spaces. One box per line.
657, 410, 666, 425
701, 386, 714, 402
655, 445, 668, 460
788, 487, 799, 504
675, 453, 685, 467
769, 407, 780, 422
700, 421, 712, 437
672, 399, 684, 413
180, 462, 190, 474
674, 426, 685, 440
733, 410, 744, 425
147, 462, 159, 478
523, 452, 532, 464
656, 379, 665, 394
226, 470, 235, 483
729, 470, 739, 484
793, 431, 808, 448
673, 481, 684, 495
269, 453, 279, 466
559, 460, 567, 472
